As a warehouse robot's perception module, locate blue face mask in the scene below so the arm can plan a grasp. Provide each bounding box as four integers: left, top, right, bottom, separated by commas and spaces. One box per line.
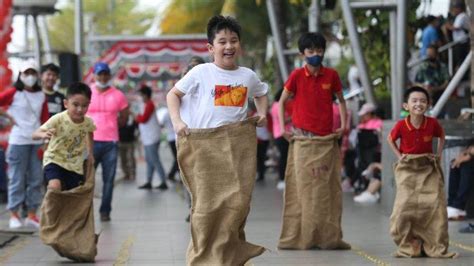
306, 55, 323, 67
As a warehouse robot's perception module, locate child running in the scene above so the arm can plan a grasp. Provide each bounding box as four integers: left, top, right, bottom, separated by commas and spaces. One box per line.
387, 86, 457, 258
167, 15, 268, 265
33, 82, 97, 262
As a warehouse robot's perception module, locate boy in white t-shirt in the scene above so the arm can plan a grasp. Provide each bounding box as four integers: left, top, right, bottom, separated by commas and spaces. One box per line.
167, 15, 268, 264
167, 16, 268, 133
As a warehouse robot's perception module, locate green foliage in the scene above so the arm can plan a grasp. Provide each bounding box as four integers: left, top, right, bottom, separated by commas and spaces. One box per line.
48, 0, 155, 52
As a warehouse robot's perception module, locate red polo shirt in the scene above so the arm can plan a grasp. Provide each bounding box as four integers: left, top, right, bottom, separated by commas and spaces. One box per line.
390, 116, 444, 154
284, 65, 342, 136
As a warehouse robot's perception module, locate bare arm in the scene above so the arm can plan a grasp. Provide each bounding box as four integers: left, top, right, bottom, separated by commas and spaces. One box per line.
387, 135, 403, 160
166, 87, 188, 136
278, 89, 292, 140
254, 94, 268, 127
436, 128, 445, 159
335, 91, 347, 136
32, 127, 55, 141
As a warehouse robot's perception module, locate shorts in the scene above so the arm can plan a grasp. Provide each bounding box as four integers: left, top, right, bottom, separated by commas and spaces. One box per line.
44, 163, 85, 190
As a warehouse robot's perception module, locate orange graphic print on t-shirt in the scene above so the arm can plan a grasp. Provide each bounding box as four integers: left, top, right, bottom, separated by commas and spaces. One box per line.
214, 85, 248, 107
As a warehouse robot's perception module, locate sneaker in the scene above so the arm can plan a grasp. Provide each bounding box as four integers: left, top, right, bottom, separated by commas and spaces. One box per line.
459, 223, 474, 233
341, 179, 354, 193
447, 206, 466, 220
9, 216, 22, 229
276, 181, 285, 190
24, 216, 40, 229
354, 191, 378, 204
138, 182, 152, 189
156, 182, 168, 190
100, 213, 111, 222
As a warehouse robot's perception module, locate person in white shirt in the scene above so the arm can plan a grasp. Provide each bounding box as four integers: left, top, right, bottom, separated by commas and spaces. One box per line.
446, 2, 470, 74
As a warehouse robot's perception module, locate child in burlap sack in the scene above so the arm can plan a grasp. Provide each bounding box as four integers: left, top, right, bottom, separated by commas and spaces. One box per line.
277, 32, 350, 250
33, 82, 97, 262
167, 15, 268, 265
387, 86, 457, 258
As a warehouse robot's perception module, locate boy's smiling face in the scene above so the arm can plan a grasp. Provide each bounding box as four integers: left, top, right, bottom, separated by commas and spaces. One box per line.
208, 29, 241, 70
64, 94, 90, 123
403, 91, 428, 117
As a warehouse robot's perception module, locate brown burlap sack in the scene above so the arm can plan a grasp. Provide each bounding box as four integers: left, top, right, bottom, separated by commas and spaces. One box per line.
390, 154, 457, 258
40, 160, 97, 262
278, 134, 350, 250
177, 118, 265, 266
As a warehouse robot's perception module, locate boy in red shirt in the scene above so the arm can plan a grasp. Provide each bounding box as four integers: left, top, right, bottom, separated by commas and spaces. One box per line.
387, 86, 456, 258
278, 32, 350, 250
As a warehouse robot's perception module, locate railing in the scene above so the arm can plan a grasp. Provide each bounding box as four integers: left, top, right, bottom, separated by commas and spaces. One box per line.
408, 35, 470, 76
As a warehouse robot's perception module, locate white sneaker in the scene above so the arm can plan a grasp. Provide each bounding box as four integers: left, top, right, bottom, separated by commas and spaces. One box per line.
9, 216, 22, 229
24, 217, 40, 229
447, 206, 466, 220
277, 181, 285, 190
354, 191, 378, 204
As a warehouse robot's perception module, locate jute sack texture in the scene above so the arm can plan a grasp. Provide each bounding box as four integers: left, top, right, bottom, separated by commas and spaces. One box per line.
40, 160, 97, 262
177, 118, 265, 266
278, 134, 350, 250
390, 154, 456, 258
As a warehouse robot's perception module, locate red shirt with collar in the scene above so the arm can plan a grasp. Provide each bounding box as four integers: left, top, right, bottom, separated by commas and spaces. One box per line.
390, 116, 444, 154
284, 65, 342, 136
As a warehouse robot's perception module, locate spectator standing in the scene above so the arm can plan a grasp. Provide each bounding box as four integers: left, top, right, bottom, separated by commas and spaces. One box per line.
135, 86, 167, 190
446, 2, 470, 71
0, 61, 49, 229
447, 145, 474, 220
87, 62, 129, 222
420, 16, 441, 58
40, 63, 65, 117
156, 106, 179, 182
118, 113, 137, 180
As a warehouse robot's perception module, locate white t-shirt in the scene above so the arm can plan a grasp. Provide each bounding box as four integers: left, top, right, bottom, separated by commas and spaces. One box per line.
347, 65, 362, 92
453, 12, 469, 41
175, 63, 268, 129
157, 107, 175, 142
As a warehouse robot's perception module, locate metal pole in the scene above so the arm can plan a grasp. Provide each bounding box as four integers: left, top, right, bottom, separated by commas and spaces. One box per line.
396, 0, 407, 116
39, 16, 53, 63
340, 0, 376, 104
24, 15, 29, 52
431, 51, 472, 117
448, 48, 453, 76
31, 15, 42, 68
75, 0, 83, 55
309, 0, 320, 33
266, 0, 288, 81
389, 11, 399, 119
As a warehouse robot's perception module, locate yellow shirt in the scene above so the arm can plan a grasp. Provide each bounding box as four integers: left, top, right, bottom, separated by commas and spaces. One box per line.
41, 111, 96, 174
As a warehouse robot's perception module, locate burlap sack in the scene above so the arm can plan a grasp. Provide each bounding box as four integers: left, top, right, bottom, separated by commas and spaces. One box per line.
177, 118, 265, 266
390, 154, 456, 258
40, 160, 97, 262
278, 134, 350, 250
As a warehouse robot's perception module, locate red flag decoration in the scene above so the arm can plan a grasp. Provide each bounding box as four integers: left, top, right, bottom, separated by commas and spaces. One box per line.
0, 0, 14, 91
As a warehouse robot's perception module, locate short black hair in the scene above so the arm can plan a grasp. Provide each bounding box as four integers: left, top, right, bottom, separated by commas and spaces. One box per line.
298, 32, 326, 53
404, 86, 430, 103
139, 85, 152, 98
66, 82, 91, 100
207, 15, 241, 44
40, 63, 60, 74
426, 15, 437, 24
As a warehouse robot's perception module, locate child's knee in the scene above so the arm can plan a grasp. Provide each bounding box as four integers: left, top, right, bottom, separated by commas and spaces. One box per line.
47, 179, 62, 191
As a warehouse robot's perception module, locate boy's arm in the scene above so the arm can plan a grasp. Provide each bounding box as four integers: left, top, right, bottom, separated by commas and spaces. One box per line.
387, 135, 403, 160
278, 89, 292, 140
87, 132, 95, 163
335, 91, 347, 137
254, 94, 268, 127
436, 128, 445, 160
166, 87, 188, 136
32, 127, 55, 141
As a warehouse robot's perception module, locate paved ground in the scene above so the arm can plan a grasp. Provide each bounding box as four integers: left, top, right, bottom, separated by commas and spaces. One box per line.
0, 145, 472, 265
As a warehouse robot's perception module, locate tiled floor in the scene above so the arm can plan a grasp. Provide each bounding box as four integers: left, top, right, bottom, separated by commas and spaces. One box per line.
0, 146, 472, 265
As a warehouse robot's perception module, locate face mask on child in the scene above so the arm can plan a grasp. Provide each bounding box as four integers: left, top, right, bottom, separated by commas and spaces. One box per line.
306, 55, 323, 67
21, 74, 38, 87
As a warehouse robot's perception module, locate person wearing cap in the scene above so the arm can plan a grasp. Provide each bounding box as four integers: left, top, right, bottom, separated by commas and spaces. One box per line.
87, 62, 129, 222
0, 60, 49, 229
40, 63, 65, 118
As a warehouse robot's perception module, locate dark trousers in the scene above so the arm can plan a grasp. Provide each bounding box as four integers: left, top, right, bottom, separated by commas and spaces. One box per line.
274, 137, 289, 181
448, 158, 474, 210
168, 140, 179, 179
257, 140, 269, 180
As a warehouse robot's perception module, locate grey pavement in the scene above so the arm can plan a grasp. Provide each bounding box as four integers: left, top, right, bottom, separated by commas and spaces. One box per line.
0, 144, 472, 265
